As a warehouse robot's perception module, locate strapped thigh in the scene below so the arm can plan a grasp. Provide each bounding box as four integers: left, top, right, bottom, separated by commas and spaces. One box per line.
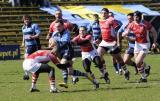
82, 58, 91, 73
93, 56, 103, 68
36, 64, 54, 73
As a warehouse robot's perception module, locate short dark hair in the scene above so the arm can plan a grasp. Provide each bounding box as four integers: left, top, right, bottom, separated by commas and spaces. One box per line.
22, 15, 32, 21
79, 26, 87, 31
101, 8, 109, 13
54, 19, 64, 25
93, 14, 99, 17
133, 11, 142, 20
127, 13, 134, 17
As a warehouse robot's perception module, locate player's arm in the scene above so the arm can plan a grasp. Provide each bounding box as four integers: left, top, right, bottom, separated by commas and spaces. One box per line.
49, 38, 58, 53
46, 23, 54, 40
127, 36, 136, 42
21, 35, 25, 47
122, 28, 130, 37
71, 36, 79, 44
117, 26, 124, 48
49, 53, 69, 70
77, 35, 91, 45
30, 24, 41, 39
150, 27, 158, 49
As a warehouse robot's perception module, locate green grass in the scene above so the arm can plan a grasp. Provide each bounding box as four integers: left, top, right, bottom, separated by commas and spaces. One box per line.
0, 54, 160, 101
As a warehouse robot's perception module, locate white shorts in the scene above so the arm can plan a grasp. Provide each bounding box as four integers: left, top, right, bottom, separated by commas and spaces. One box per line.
99, 40, 116, 47
82, 49, 99, 61
23, 59, 41, 73
134, 42, 150, 54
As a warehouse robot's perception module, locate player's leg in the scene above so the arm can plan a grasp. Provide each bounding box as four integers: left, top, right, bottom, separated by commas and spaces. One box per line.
82, 58, 99, 89
134, 52, 147, 82
124, 48, 138, 74
97, 46, 108, 79
112, 57, 119, 74
36, 64, 59, 92
93, 56, 110, 84
30, 73, 40, 92
110, 46, 130, 80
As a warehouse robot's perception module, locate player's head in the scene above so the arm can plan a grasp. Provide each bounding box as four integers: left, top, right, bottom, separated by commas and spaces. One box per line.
55, 10, 62, 20
22, 15, 32, 25
127, 13, 134, 23
93, 14, 99, 21
79, 26, 87, 37
133, 11, 142, 22
54, 19, 64, 32
101, 8, 109, 19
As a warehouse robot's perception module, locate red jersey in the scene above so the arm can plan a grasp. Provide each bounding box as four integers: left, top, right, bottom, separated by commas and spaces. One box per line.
128, 20, 152, 43
49, 19, 73, 33
99, 17, 119, 42
72, 34, 94, 52
27, 50, 59, 64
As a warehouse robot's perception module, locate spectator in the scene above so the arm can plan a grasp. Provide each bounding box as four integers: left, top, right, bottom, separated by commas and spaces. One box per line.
9, 0, 20, 7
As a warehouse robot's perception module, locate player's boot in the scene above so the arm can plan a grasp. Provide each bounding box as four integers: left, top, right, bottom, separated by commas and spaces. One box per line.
29, 88, 40, 92
103, 72, 110, 84
58, 83, 68, 88
93, 82, 99, 90
145, 65, 151, 77
138, 78, 147, 83
119, 69, 123, 75
124, 70, 130, 80
50, 87, 60, 93
72, 77, 79, 85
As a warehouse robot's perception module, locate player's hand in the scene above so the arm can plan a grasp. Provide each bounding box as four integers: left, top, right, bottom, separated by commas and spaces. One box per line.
23, 74, 29, 80
95, 39, 101, 45
152, 43, 157, 49
46, 35, 50, 40
21, 43, 24, 47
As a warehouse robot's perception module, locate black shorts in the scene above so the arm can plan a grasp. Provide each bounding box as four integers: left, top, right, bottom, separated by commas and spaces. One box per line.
101, 46, 120, 54
26, 45, 37, 55
125, 47, 134, 56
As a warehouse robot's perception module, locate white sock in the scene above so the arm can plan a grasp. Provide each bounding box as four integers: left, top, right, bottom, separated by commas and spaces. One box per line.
72, 76, 78, 81
50, 84, 56, 90
31, 83, 36, 89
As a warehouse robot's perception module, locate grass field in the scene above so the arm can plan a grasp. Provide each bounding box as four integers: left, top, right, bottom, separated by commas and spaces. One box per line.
0, 54, 160, 101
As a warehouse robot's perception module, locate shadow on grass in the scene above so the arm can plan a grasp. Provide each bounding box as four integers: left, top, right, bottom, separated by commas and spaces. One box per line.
59, 85, 150, 93
149, 78, 160, 82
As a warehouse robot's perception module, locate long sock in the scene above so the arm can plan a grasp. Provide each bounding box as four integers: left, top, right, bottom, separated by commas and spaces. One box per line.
130, 61, 138, 72
113, 63, 119, 72
73, 70, 86, 77
118, 63, 122, 70
121, 64, 129, 74
99, 67, 107, 76
31, 73, 39, 89
99, 60, 107, 76
138, 67, 146, 79
62, 70, 68, 84
143, 62, 149, 69
86, 72, 97, 84
49, 77, 55, 90
91, 73, 98, 84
